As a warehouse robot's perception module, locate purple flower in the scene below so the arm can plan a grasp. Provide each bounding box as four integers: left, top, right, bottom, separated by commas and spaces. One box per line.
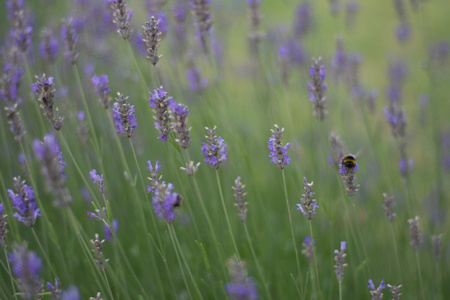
110, 0, 133, 39
9, 9, 32, 53
0, 203, 8, 248
297, 177, 319, 220
308, 57, 327, 120
170, 101, 192, 148
268, 125, 291, 169
33, 134, 72, 207
147, 160, 162, 194
104, 219, 118, 241
186, 65, 208, 92
89, 169, 104, 194
8, 176, 40, 227
338, 154, 359, 197
9, 245, 43, 299
61, 285, 80, 300
225, 258, 258, 300
294, 2, 311, 38
92, 75, 111, 109
334, 241, 348, 282
31, 74, 63, 130
149, 88, 173, 141
368, 279, 385, 299
61, 18, 79, 64
396, 22, 410, 43
112, 92, 138, 138
39, 28, 59, 63
201, 126, 228, 169
152, 182, 181, 223
47, 278, 61, 299
301, 236, 315, 261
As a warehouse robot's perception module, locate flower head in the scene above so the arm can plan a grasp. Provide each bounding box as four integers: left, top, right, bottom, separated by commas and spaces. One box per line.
338, 154, 360, 197
39, 28, 59, 63
9, 245, 43, 299
232, 177, 249, 222
297, 177, 319, 220
0, 203, 8, 248
92, 75, 111, 109
268, 124, 291, 169
142, 16, 162, 65
170, 101, 192, 149
225, 258, 258, 300
31, 74, 63, 130
147, 160, 162, 194
308, 57, 327, 120
47, 278, 61, 299
190, 0, 213, 53
89, 169, 104, 194
112, 92, 138, 138
382, 193, 396, 222
201, 126, 228, 169
152, 182, 182, 223
61, 18, 79, 64
408, 216, 422, 250
301, 236, 315, 261
110, 0, 133, 39
334, 241, 348, 282
368, 279, 386, 300
8, 176, 40, 227
387, 284, 402, 300
149, 87, 173, 142
180, 161, 201, 176
90, 233, 109, 270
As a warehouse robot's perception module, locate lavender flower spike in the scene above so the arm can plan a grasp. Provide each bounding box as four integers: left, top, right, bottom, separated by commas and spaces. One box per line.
191, 0, 213, 53
232, 177, 249, 222
5, 103, 25, 141
382, 193, 396, 222
47, 278, 61, 299
90, 233, 109, 270
225, 258, 258, 300
248, 0, 264, 43
147, 160, 162, 194
180, 161, 201, 176
408, 216, 422, 250
142, 17, 163, 65
110, 0, 133, 39
297, 177, 319, 220
268, 124, 291, 169
91, 75, 111, 109
33, 134, 72, 207
0, 203, 8, 248
170, 101, 192, 149
387, 284, 402, 300
112, 92, 138, 138
334, 241, 348, 282
31, 74, 63, 130
368, 279, 386, 300
9, 245, 43, 299
308, 57, 327, 120
149, 87, 173, 142
338, 153, 360, 197
152, 181, 182, 223
89, 169, 104, 194
8, 176, 40, 227
61, 18, 79, 64
39, 28, 59, 63
301, 236, 314, 261
201, 126, 228, 169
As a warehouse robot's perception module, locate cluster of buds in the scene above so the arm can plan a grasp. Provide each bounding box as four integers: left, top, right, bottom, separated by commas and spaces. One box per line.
31, 74, 63, 130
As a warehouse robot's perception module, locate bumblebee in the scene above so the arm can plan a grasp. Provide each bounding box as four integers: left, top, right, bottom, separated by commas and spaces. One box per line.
174, 194, 183, 208
341, 154, 356, 169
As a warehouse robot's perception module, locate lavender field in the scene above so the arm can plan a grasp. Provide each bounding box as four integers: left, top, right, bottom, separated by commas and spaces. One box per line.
0, 0, 449, 299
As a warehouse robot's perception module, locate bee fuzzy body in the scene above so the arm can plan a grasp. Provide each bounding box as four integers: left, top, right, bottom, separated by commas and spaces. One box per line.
341, 155, 356, 169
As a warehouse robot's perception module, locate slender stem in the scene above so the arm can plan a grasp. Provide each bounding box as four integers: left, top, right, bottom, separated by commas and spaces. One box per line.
244, 223, 272, 299
309, 221, 322, 299
170, 225, 204, 300
31, 228, 57, 278
415, 251, 425, 299
339, 281, 342, 300
24, 55, 46, 134
127, 41, 150, 92
389, 223, 402, 281
4, 248, 17, 300
215, 170, 240, 259
167, 225, 193, 299
281, 169, 304, 296
102, 269, 115, 300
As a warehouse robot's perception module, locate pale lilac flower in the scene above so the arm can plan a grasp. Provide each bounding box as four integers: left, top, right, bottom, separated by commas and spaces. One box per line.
368, 279, 386, 300
191, 0, 213, 53
146, 160, 162, 194
47, 278, 61, 299
8, 176, 40, 227
268, 125, 291, 169
294, 2, 311, 38
297, 177, 319, 220
201, 126, 228, 169
225, 258, 258, 300
170, 101, 191, 148
89, 169, 104, 194
301, 236, 314, 261
149, 88, 173, 141
39, 28, 59, 63
308, 57, 327, 120
61, 18, 79, 64
334, 241, 348, 282
9, 245, 43, 299
152, 182, 181, 223
112, 92, 138, 138
91, 75, 111, 109
61, 285, 80, 300
142, 16, 163, 65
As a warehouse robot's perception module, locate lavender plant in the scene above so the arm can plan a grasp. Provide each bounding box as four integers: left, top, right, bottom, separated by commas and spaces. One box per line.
7, 176, 40, 227
149, 87, 173, 142
268, 124, 291, 169
31, 74, 64, 130
308, 57, 327, 120
112, 92, 138, 138
201, 126, 227, 169
0, 203, 8, 248
9, 245, 43, 299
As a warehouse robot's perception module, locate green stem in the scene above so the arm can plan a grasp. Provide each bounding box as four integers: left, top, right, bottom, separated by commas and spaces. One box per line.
103, 269, 115, 300
309, 221, 322, 300
389, 223, 402, 281
31, 227, 57, 278
415, 251, 425, 299
244, 223, 272, 300
281, 169, 304, 296
215, 170, 240, 259
339, 281, 342, 300
127, 41, 150, 92
4, 248, 17, 300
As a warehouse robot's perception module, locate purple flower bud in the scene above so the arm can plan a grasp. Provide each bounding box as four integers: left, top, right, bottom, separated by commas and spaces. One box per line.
334, 241, 348, 282
297, 177, 319, 220
110, 0, 133, 39
142, 16, 163, 65
201, 126, 228, 169
308, 57, 327, 120
61, 285, 80, 300
61, 18, 79, 64
225, 258, 258, 300
8, 176, 40, 227
112, 92, 138, 138
92, 75, 111, 109
89, 169, 104, 194
152, 182, 181, 223
9, 245, 43, 299
39, 28, 59, 63
149, 87, 173, 142
268, 125, 291, 169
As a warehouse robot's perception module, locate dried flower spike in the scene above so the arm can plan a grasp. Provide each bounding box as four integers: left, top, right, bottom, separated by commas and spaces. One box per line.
142, 17, 162, 65
110, 0, 133, 39
297, 177, 319, 220
31, 74, 64, 130
382, 193, 396, 222
170, 101, 192, 149
232, 177, 248, 222
0, 203, 8, 248
408, 216, 422, 250
90, 233, 109, 270
268, 124, 291, 169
